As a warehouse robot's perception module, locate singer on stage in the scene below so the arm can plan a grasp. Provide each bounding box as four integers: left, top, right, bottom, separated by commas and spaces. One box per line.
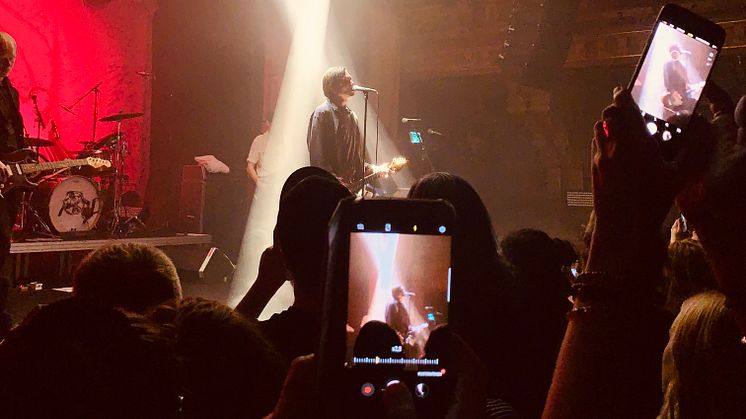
385, 286, 411, 340
307, 66, 365, 185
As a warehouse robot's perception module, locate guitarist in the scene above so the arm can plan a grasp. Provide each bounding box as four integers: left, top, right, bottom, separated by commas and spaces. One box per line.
662, 44, 696, 117
0, 32, 23, 337
307, 66, 387, 191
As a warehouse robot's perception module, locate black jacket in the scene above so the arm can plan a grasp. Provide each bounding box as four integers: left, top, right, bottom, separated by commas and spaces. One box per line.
0, 78, 25, 153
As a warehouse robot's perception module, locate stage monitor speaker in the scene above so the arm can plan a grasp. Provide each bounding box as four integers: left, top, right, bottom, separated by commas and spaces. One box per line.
177, 165, 206, 233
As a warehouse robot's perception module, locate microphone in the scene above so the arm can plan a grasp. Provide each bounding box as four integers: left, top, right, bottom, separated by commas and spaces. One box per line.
404, 291, 416, 296
427, 128, 444, 136
353, 84, 378, 93
401, 117, 422, 123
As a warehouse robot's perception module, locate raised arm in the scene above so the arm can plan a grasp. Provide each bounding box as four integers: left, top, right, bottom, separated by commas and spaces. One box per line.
543, 88, 715, 419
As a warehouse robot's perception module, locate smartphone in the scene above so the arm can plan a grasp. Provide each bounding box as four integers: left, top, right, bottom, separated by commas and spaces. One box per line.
319, 198, 454, 417
409, 130, 423, 144
679, 213, 688, 233
629, 4, 725, 145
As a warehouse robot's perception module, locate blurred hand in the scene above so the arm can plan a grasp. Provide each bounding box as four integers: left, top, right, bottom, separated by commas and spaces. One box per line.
670, 218, 684, 245
235, 246, 292, 319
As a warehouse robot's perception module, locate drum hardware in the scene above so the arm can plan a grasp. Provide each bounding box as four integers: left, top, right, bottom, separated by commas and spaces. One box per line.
16, 190, 57, 240
99, 111, 144, 237
91, 132, 120, 150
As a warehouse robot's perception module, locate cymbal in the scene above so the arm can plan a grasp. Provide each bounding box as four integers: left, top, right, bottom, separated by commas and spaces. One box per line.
24, 137, 55, 147
99, 112, 144, 122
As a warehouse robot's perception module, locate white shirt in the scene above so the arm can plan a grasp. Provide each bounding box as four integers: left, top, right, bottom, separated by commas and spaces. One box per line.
247, 132, 269, 175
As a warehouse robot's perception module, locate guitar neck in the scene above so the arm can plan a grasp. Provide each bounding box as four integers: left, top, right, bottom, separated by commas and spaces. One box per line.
19, 159, 90, 174
347, 171, 385, 192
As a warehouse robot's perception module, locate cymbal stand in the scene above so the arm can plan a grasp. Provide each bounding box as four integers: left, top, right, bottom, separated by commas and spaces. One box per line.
109, 118, 124, 235
108, 116, 145, 237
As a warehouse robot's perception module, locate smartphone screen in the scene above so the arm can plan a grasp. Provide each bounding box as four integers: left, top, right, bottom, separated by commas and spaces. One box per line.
631, 18, 720, 138
346, 227, 451, 380
409, 130, 423, 144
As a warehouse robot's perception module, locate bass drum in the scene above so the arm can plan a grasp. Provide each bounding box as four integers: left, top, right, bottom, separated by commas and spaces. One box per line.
31, 176, 102, 233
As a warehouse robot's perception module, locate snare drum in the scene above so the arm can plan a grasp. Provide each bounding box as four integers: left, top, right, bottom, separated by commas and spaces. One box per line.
31, 176, 102, 233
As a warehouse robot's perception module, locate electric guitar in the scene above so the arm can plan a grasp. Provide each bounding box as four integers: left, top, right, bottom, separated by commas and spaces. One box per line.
345, 156, 408, 195
0, 149, 111, 196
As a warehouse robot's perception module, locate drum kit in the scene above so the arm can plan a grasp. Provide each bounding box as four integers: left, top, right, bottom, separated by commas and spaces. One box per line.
15, 111, 145, 240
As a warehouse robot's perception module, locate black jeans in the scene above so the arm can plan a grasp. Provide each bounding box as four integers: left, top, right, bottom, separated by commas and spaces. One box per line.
0, 192, 20, 338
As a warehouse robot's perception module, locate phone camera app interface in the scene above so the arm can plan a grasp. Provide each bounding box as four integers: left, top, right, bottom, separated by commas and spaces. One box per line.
631, 20, 719, 135
346, 231, 451, 376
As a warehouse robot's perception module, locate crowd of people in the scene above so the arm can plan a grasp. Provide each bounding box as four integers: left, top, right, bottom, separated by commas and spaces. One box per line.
1, 75, 746, 417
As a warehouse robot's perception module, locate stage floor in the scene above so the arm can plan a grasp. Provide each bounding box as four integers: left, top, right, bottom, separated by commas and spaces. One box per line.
9, 233, 213, 284
10, 233, 212, 254
6, 233, 216, 325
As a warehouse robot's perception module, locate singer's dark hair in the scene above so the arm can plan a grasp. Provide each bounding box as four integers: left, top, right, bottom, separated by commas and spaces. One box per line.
322, 66, 348, 99
391, 286, 405, 299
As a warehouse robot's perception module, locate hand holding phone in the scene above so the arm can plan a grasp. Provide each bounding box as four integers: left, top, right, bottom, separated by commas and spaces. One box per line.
629, 4, 725, 152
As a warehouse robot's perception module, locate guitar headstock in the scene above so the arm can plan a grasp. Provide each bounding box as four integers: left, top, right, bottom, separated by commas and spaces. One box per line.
86, 157, 112, 169
387, 156, 408, 173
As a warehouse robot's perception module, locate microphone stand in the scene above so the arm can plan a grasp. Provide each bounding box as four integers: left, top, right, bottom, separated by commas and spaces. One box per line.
64, 81, 103, 143
362, 90, 370, 196
413, 122, 435, 174
30, 95, 44, 162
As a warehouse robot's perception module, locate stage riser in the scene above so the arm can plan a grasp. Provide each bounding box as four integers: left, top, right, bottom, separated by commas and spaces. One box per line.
5, 235, 233, 326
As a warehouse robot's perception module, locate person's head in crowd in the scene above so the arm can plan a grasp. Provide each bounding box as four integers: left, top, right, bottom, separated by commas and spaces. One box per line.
664, 239, 717, 315
353, 320, 403, 360
352, 320, 405, 394
73, 243, 182, 314
0, 298, 179, 418
499, 228, 573, 418
407, 173, 515, 401
275, 175, 352, 308
279, 166, 337, 202
407, 173, 512, 306
554, 238, 579, 268
737, 95, 746, 145
153, 298, 286, 419
500, 228, 572, 298
659, 291, 746, 418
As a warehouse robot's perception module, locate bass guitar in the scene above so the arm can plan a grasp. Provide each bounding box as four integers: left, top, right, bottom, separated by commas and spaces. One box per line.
0, 149, 111, 196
